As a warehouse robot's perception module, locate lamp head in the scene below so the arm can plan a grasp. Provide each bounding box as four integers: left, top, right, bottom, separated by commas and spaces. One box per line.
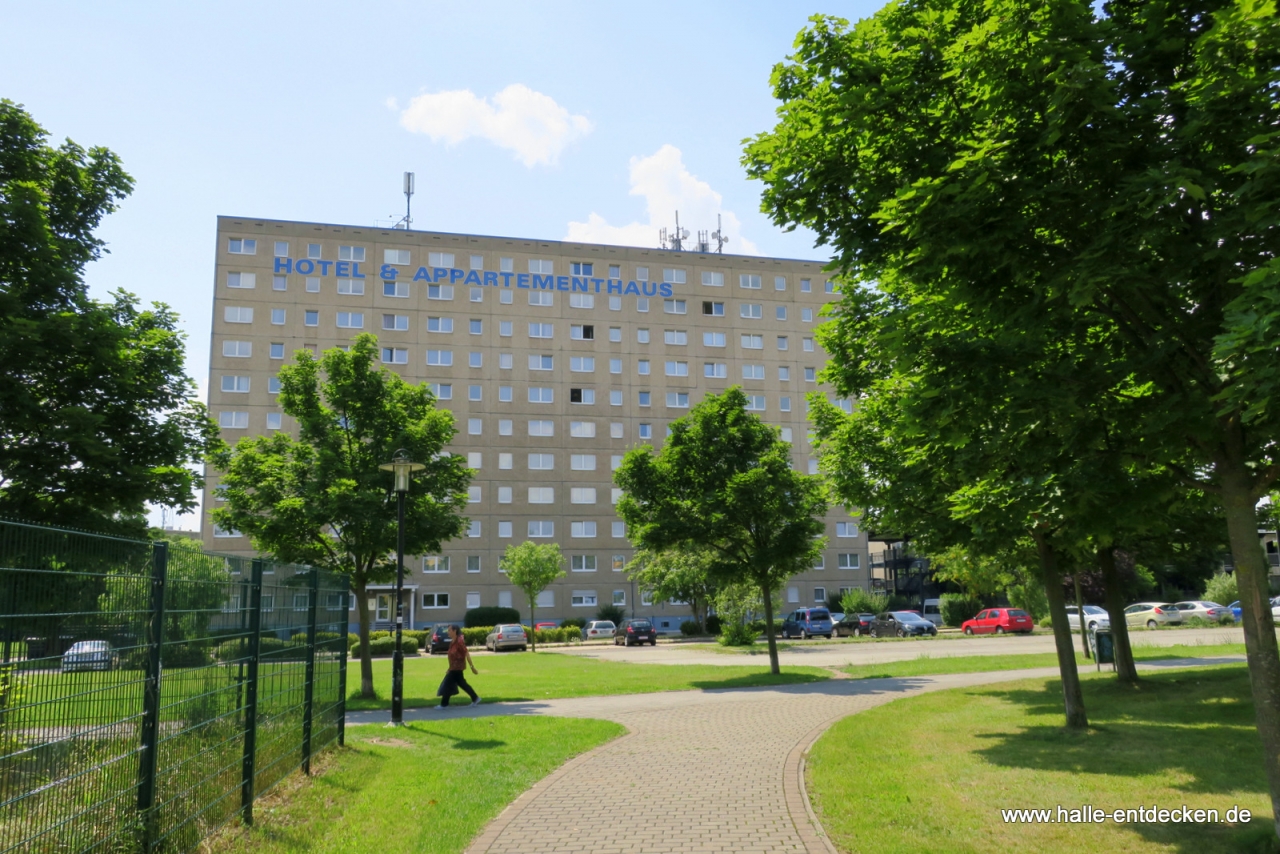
379, 448, 426, 493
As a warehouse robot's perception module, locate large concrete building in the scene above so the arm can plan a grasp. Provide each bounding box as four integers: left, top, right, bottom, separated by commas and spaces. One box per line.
203, 216, 870, 631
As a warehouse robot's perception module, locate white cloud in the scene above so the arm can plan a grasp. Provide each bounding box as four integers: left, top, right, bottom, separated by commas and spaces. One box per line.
565, 145, 759, 254
397, 84, 592, 167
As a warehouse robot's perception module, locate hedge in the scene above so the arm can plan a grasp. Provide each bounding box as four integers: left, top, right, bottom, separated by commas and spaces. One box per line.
940, 593, 982, 628
353, 635, 419, 657
464, 606, 521, 628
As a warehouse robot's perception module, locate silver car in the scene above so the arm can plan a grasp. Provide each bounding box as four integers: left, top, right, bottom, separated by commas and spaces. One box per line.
485, 624, 528, 652
1172, 601, 1235, 623
582, 620, 616, 640
61, 640, 119, 672
1065, 605, 1111, 633
1123, 602, 1183, 629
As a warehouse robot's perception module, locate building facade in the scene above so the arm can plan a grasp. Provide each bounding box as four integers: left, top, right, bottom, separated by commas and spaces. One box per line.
203, 216, 870, 630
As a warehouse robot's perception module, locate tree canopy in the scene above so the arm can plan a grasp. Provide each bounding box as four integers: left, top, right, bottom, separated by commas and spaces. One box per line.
499, 541, 565, 652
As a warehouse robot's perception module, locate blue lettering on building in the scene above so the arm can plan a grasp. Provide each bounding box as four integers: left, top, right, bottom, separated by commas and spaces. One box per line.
517, 273, 530, 289
533, 274, 554, 290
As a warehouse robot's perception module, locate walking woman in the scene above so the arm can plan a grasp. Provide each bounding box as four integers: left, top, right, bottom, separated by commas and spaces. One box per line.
437, 624, 481, 708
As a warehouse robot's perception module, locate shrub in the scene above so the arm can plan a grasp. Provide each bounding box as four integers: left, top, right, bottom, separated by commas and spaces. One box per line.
1204, 572, 1238, 608
367, 637, 395, 656
680, 620, 702, 636
705, 614, 722, 635
840, 588, 888, 617
718, 619, 757, 646
595, 604, 626, 625
465, 606, 521, 628
561, 617, 587, 630
884, 594, 913, 612
162, 643, 213, 668
369, 630, 391, 640
1184, 616, 1211, 628
1008, 583, 1050, 622
463, 626, 491, 646
1038, 616, 1053, 629
1218, 613, 1237, 626
940, 593, 982, 628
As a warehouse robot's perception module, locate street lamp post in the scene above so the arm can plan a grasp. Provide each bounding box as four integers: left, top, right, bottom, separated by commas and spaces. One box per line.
379, 449, 425, 725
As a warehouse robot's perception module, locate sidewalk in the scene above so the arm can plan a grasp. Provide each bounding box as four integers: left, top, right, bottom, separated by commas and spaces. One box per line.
347, 657, 1243, 854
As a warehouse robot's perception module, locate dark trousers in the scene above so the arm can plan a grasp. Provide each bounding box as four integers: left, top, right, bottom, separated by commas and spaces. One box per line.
439, 668, 478, 706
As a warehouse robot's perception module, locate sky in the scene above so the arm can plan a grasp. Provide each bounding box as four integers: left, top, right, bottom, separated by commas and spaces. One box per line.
4, 0, 883, 526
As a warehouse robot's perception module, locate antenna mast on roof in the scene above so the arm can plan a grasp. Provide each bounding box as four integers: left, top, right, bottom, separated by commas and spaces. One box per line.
711, 213, 728, 254
395, 172, 414, 230
659, 210, 689, 251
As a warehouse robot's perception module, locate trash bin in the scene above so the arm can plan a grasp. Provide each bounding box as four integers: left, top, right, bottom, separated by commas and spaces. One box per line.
1091, 629, 1115, 671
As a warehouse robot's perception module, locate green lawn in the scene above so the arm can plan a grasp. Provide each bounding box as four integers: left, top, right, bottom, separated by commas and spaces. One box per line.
840, 643, 1246, 680
808, 665, 1275, 853
344, 652, 831, 711
208, 716, 624, 854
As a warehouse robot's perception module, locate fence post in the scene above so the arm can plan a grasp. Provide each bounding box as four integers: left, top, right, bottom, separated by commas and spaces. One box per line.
240, 558, 263, 825
301, 569, 319, 774
337, 576, 349, 747
137, 541, 168, 852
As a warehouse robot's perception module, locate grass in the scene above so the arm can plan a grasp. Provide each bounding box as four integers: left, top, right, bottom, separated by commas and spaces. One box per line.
344, 652, 831, 711
207, 716, 625, 854
807, 665, 1276, 854
840, 643, 1246, 680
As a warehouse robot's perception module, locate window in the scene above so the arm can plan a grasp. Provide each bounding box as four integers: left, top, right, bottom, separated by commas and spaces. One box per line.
610, 422, 624, 438
741, 334, 763, 349
801, 278, 812, 293
337, 246, 365, 262
497, 486, 512, 503
220, 375, 250, 393
704, 362, 727, 378
529, 521, 554, 537
609, 326, 622, 342
572, 555, 597, 571
430, 383, 452, 399
702, 301, 725, 316
608, 265, 621, 278
381, 347, 408, 364
611, 521, 627, 538
470, 254, 483, 270
469, 319, 483, 335
663, 268, 686, 283
336, 312, 364, 329
528, 354, 554, 372
802, 307, 814, 322
571, 357, 595, 373
529, 291, 554, 307
228, 238, 256, 255
498, 419, 513, 436
468, 418, 482, 435
384, 280, 409, 298
469, 351, 483, 368
808, 459, 819, 474
776, 367, 789, 382
636, 266, 649, 281
837, 522, 859, 537
609, 296, 622, 311
426, 349, 453, 366
571, 591, 597, 607
529, 259, 553, 274
638, 423, 652, 439
740, 303, 762, 319
214, 525, 241, 539
307, 243, 322, 259
304, 310, 318, 326
825, 280, 838, 294
467, 452, 482, 469
529, 322, 554, 339
665, 361, 688, 377
499, 521, 513, 538
640, 591, 653, 606
224, 306, 253, 324
499, 453, 513, 470
570, 421, 596, 438
666, 392, 689, 408
569, 388, 594, 404
638, 391, 651, 407
422, 592, 449, 608
269, 342, 284, 359
497, 590, 511, 607
528, 453, 555, 470
423, 555, 451, 573
272, 275, 286, 291
499, 353, 513, 370
274, 241, 289, 257
781, 427, 793, 443
637, 360, 650, 376
529, 419, 555, 437
499, 385, 512, 401
528, 487, 554, 504
813, 555, 825, 570
529, 387, 554, 403
787, 586, 800, 603
637, 297, 649, 312
429, 252, 455, 268
611, 487, 622, 504
571, 487, 597, 504
664, 330, 687, 345
609, 358, 622, 374
805, 367, 816, 381
427, 316, 453, 333
571, 324, 595, 340
740, 274, 762, 289
382, 314, 409, 331
744, 395, 765, 411
742, 364, 764, 380
780, 396, 791, 412
776, 306, 788, 321
271, 308, 286, 325
637, 328, 650, 344
571, 521, 597, 538
610, 390, 622, 405
222, 340, 252, 358
611, 454, 624, 469
663, 299, 687, 314
268, 376, 281, 394
468, 486, 484, 503
570, 293, 594, 309
468, 385, 482, 401
703, 332, 726, 347
470, 287, 483, 302
226, 272, 256, 289
804, 337, 815, 352
702, 271, 724, 287
813, 587, 827, 604
467, 520, 481, 537
500, 257, 514, 273
384, 248, 410, 265
571, 454, 597, 471
838, 554, 860, 570
500, 321, 513, 337
427, 284, 454, 300
571, 262, 593, 276
336, 278, 364, 295
266, 413, 282, 430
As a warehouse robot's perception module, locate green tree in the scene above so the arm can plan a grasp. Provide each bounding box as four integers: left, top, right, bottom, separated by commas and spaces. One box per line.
0, 100, 215, 536
499, 541, 566, 652
615, 388, 827, 674
210, 334, 469, 697
627, 548, 721, 630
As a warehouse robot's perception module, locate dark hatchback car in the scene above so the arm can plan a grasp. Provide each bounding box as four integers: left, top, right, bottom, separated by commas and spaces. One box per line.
615, 618, 658, 646
426, 623, 454, 654
870, 611, 938, 638
833, 613, 876, 638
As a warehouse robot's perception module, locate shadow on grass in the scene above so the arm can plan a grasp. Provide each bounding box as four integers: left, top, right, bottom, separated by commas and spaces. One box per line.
688, 672, 829, 690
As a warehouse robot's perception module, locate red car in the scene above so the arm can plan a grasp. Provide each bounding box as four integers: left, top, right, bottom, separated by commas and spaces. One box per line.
961, 608, 1034, 635
533, 621, 558, 631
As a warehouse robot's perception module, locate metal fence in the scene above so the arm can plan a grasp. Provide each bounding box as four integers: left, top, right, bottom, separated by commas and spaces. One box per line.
0, 520, 349, 853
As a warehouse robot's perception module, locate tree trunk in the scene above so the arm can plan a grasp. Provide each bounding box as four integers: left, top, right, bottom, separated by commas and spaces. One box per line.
761, 582, 780, 675
1098, 546, 1139, 684
1034, 529, 1088, 729
354, 580, 375, 698
1072, 570, 1091, 660
528, 591, 537, 652
1218, 451, 1280, 839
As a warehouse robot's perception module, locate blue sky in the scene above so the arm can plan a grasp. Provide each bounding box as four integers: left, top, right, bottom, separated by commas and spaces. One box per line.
4, 0, 881, 525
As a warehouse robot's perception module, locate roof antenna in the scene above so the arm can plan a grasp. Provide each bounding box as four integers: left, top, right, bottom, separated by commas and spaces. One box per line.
659, 210, 689, 251
712, 213, 728, 254
395, 172, 414, 230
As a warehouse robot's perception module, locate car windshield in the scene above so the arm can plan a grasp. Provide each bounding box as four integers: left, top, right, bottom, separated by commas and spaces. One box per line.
630, 621, 652, 629
596, 622, 615, 629
1082, 606, 1106, 615
71, 641, 105, 652
892, 611, 926, 622
498, 625, 523, 632
808, 609, 830, 620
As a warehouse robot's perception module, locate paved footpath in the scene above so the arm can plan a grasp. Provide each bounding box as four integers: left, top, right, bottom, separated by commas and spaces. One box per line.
348, 657, 1242, 854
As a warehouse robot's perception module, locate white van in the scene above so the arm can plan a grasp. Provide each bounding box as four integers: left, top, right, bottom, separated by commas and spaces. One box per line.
922, 599, 943, 627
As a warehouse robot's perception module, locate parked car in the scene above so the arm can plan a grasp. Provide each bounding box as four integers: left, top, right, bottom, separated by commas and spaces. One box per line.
922, 599, 943, 627
582, 620, 616, 640
485, 624, 528, 652
780, 608, 834, 639
834, 613, 876, 637
1123, 602, 1183, 629
1172, 601, 1235, 622
426, 623, 453, 654
533, 621, 558, 631
870, 612, 938, 638
960, 608, 1034, 635
828, 612, 845, 624
1228, 600, 1243, 620
615, 618, 658, 646
1226, 599, 1280, 620
61, 640, 118, 672
1064, 605, 1111, 633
